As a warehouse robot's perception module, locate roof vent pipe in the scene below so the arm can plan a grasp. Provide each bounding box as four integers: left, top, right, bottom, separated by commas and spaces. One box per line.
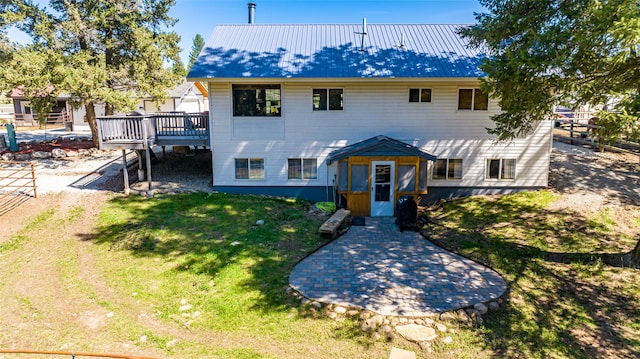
360, 18, 367, 52
248, 2, 256, 24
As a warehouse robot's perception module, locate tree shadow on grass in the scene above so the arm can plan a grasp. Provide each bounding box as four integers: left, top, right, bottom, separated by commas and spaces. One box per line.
422, 192, 640, 358
79, 192, 333, 315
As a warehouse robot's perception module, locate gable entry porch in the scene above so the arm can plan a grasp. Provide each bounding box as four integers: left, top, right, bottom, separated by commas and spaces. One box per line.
327, 135, 437, 217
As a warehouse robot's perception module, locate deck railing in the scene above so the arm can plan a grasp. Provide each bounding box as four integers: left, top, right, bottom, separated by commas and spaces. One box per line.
96, 112, 209, 149
154, 112, 208, 138
97, 116, 152, 145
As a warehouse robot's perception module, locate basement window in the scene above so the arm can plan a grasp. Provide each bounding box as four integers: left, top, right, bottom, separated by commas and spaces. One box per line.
235, 158, 265, 179
288, 158, 318, 179
486, 158, 516, 180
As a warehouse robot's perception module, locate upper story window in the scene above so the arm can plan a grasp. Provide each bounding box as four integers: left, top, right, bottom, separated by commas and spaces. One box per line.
458, 88, 488, 110
409, 88, 432, 103
433, 158, 463, 180
233, 84, 281, 117
313, 88, 343, 111
486, 158, 516, 180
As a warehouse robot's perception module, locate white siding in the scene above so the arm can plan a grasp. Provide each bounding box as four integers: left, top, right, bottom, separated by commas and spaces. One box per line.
207, 80, 552, 189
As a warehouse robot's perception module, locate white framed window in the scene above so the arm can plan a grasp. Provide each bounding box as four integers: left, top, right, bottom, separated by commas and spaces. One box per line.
409, 88, 432, 103
235, 158, 265, 179
458, 88, 488, 110
313, 88, 343, 111
288, 158, 318, 179
233, 84, 281, 116
486, 158, 516, 180
432, 159, 463, 180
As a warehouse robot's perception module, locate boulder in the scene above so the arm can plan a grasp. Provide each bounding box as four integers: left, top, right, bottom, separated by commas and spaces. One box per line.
395, 324, 438, 342
31, 151, 51, 159
473, 303, 488, 315
1, 153, 14, 161
435, 323, 447, 332
66, 150, 79, 158
489, 301, 500, 311
14, 154, 31, 161
51, 148, 67, 158
333, 306, 346, 314
389, 347, 416, 359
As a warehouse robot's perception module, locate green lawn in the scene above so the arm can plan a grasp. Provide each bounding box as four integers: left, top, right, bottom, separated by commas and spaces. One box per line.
3, 190, 636, 358
423, 191, 640, 358
90, 192, 391, 358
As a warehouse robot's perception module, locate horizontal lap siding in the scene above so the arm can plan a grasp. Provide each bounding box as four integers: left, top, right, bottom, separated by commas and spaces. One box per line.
208, 81, 551, 189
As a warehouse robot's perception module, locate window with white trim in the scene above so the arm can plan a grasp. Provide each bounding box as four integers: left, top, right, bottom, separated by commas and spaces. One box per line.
458, 88, 488, 110
235, 158, 265, 179
288, 158, 318, 179
313, 88, 343, 110
409, 88, 432, 103
432, 159, 463, 180
486, 159, 516, 180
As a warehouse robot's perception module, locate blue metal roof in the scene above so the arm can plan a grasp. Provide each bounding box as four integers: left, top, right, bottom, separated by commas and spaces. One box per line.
326, 135, 437, 164
188, 24, 486, 79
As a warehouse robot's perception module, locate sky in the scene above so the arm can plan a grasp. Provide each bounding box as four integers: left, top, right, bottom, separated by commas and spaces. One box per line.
8, 0, 486, 65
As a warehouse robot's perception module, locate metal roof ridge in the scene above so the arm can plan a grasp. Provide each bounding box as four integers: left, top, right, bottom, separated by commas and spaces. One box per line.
213, 23, 472, 26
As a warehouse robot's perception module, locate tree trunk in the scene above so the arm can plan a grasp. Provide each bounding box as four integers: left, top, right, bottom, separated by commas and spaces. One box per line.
84, 99, 99, 147
631, 238, 640, 267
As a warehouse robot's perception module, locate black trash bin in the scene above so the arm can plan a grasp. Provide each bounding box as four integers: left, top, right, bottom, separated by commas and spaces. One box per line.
395, 195, 417, 232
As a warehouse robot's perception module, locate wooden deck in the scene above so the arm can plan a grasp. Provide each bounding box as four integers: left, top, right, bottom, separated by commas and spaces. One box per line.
97, 112, 209, 150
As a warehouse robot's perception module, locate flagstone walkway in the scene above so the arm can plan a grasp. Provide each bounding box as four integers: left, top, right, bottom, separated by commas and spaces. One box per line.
289, 217, 507, 317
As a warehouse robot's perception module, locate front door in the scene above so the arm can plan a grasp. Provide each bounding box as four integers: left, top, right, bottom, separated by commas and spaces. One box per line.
370, 161, 395, 216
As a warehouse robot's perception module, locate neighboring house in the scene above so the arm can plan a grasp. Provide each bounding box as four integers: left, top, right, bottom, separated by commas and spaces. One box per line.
9, 87, 72, 127
140, 80, 209, 113
72, 80, 209, 131
187, 23, 552, 217
10, 80, 208, 131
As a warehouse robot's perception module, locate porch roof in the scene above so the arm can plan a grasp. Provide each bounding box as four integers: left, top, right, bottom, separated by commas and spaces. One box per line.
326, 135, 437, 164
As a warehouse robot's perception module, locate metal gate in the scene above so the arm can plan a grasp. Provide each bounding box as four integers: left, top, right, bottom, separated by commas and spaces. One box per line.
0, 161, 37, 215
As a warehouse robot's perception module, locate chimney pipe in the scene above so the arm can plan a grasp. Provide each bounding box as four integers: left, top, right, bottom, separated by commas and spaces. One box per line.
248, 2, 256, 24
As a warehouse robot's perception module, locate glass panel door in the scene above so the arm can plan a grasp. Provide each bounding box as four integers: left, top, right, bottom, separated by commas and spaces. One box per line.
371, 161, 395, 216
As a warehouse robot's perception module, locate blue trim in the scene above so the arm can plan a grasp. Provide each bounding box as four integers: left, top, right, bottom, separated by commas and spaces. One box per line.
421, 186, 545, 204
214, 185, 333, 203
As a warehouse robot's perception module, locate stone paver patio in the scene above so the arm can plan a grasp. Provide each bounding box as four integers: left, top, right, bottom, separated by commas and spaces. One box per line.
289, 217, 507, 317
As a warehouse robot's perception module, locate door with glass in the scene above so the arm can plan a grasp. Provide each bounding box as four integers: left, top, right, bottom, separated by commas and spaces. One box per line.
370, 161, 395, 216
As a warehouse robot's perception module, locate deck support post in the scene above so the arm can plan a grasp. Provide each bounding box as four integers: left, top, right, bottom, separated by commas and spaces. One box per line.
137, 150, 144, 181
145, 147, 152, 196
162, 145, 166, 157
122, 150, 130, 195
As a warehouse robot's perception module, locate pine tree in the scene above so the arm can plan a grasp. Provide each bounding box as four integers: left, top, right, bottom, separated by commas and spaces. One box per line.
1, 0, 183, 144
187, 34, 205, 72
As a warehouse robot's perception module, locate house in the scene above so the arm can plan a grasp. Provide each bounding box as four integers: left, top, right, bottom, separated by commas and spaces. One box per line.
72, 80, 209, 131
9, 86, 72, 127
10, 81, 206, 131
140, 80, 209, 113
186, 21, 552, 217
